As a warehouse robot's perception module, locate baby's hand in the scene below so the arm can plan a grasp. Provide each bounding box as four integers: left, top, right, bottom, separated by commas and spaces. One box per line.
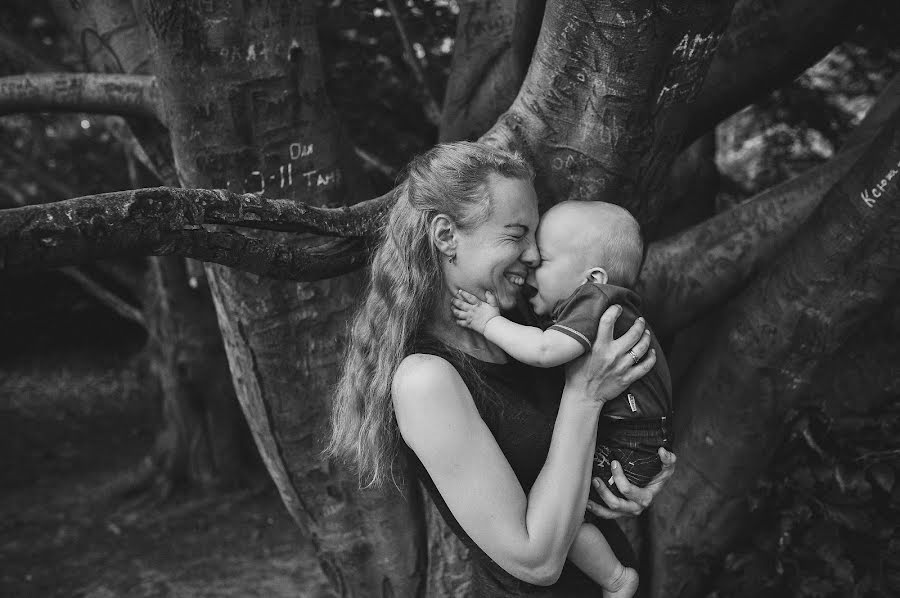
451, 289, 500, 334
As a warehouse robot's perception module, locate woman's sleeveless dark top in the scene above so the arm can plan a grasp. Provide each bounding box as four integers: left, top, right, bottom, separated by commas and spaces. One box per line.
404, 340, 633, 596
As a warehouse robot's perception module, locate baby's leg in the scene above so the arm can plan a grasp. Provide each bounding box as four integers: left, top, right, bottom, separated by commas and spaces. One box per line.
569, 522, 639, 598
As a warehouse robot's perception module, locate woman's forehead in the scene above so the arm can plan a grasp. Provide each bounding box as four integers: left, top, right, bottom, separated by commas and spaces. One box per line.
486, 175, 539, 224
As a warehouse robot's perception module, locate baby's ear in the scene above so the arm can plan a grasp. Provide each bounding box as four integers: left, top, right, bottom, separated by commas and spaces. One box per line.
586, 267, 608, 284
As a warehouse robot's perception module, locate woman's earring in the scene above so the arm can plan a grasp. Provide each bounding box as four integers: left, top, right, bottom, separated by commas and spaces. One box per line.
448, 255, 456, 265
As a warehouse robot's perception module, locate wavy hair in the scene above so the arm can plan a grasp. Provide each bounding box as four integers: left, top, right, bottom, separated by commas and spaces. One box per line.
326, 141, 534, 487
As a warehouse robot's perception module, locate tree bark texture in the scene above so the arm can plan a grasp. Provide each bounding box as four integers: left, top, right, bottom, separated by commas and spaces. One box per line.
50, 0, 177, 185
0, 187, 373, 278
439, 0, 545, 142
639, 71, 900, 334
136, 1, 423, 595
480, 0, 736, 232
0, 72, 161, 121
649, 107, 900, 598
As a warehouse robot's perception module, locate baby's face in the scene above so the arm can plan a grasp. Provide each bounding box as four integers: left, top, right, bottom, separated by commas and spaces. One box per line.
527, 218, 591, 316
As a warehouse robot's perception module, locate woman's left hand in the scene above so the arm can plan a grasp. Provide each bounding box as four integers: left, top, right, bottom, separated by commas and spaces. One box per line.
586, 447, 677, 518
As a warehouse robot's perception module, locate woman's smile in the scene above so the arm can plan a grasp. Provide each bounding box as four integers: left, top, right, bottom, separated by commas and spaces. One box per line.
445, 174, 540, 311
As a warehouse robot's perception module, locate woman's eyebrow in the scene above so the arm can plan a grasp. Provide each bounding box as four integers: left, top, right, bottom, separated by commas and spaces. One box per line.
504, 224, 529, 232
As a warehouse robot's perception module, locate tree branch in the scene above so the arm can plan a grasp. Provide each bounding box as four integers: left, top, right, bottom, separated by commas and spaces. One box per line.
58, 266, 145, 326
641, 77, 900, 335
0, 73, 163, 123
0, 142, 149, 325
0, 186, 391, 278
384, 0, 442, 126
684, 0, 858, 145
638, 142, 865, 334
353, 146, 398, 178
0, 29, 176, 186
46, 1, 178, 185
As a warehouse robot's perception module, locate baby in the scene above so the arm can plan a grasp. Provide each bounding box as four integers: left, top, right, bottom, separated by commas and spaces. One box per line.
453, 200, 673, 597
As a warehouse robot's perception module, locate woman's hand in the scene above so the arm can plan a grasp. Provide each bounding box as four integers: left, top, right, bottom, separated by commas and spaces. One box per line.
563, 304, 656, 406
586, 448, 677, 518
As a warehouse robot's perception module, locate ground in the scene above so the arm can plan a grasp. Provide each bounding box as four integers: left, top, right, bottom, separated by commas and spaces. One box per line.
0, 303, 327, 598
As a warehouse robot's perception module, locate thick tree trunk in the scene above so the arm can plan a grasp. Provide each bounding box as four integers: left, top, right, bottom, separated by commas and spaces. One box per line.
136, 1, 423, 595
439, 0, 545, 142
480, 0, 736, 231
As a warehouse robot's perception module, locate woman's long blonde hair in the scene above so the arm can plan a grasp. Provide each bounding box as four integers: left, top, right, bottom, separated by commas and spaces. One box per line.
326, 141, 533, 487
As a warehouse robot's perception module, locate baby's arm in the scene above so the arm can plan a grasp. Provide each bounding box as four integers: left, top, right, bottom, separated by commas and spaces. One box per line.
569, 523, 637, 596
451, 289, 584, 367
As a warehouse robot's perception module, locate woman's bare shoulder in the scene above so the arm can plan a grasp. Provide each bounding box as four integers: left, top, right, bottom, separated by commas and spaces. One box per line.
392, 353, 475, 442
393, 353, 466, 403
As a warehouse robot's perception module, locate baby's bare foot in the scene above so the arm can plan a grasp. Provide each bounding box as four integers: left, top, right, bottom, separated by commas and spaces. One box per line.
602, 564, 639, 598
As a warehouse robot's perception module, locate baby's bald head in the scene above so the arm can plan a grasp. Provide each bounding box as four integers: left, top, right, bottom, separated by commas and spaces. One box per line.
538, 201, 643, 287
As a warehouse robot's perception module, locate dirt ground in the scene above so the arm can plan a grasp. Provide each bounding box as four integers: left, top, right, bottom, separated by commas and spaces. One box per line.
0, 306, 323, 598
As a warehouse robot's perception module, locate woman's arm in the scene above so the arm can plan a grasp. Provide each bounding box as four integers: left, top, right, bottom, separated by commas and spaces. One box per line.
394, 306, 655, 585
394, 354, 601, 585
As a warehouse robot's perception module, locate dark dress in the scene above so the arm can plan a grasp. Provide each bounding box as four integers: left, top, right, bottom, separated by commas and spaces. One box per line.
404, 340, 635, 597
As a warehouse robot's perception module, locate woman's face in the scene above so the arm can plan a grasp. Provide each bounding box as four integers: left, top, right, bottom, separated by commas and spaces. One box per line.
446, 174, 540, 311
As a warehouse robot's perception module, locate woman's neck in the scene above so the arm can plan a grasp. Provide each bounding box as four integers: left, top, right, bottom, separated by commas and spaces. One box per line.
427, 291, 509, 364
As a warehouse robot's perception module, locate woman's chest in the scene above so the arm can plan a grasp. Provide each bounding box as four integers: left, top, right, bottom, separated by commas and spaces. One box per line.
477, 363, 565, 491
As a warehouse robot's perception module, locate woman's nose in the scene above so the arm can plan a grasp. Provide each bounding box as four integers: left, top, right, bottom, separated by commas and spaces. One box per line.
520, 235, 540, 267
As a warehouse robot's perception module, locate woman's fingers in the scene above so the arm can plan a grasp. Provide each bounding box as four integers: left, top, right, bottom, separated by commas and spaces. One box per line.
644, 448, 677, 491
625, 349, 656, 385
591, 474, 644, 517
612, 315, 646, 354
629, 329, 652, 360
609, 462, 653, 509
596, 305, 624, 343
585, 498, 625, 520
659, 447, 677, 467
590, 451, 677, 519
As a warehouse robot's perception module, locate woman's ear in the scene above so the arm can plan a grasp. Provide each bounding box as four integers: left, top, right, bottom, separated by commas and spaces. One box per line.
585, 267, 608, 284
429, 213, 458, 259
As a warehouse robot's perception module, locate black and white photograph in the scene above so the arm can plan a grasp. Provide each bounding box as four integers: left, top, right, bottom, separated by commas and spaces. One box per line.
1, 1, 898, 596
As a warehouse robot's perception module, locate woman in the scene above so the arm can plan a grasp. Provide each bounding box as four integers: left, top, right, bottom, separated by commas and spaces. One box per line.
328, 142, 675, 596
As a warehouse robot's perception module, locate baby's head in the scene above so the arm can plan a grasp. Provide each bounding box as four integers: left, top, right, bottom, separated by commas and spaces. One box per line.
528, 201, 643, 316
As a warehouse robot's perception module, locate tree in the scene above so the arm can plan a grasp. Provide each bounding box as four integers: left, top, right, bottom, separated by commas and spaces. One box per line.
1, 1, 898, 596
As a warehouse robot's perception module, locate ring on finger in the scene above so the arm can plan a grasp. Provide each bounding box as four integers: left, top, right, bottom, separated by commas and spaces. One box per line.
628, 349, 639, 365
